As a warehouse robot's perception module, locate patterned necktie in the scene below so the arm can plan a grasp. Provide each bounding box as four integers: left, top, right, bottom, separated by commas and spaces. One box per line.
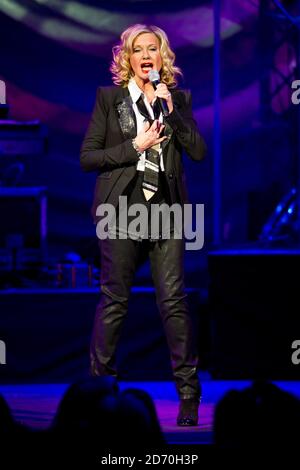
136, 95, 161, 201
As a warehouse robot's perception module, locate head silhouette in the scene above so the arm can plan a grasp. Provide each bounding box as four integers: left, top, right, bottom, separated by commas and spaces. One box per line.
214, 380, 300, 449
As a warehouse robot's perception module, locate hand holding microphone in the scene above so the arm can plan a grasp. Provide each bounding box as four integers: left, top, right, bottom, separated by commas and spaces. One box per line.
148, 70, 173, 117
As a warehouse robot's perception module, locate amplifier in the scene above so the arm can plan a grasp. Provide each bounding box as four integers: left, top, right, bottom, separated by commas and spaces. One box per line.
0, 187, 47, 271
0, 120, 47, 156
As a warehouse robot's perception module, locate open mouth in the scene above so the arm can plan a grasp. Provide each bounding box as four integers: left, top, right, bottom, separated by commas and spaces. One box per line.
141, 63, 153, 73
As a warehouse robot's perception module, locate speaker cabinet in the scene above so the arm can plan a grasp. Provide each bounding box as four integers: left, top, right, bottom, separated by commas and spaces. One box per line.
208, 248, 300, 379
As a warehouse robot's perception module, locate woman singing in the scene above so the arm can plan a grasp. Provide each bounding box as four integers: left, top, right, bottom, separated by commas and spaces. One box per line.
80, 24, 206, 426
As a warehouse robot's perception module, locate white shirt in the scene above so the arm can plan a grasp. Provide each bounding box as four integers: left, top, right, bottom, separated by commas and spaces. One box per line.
128, 78, 165, 172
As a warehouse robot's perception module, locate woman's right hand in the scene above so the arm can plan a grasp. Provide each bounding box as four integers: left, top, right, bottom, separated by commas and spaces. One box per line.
134, 120, 167, 153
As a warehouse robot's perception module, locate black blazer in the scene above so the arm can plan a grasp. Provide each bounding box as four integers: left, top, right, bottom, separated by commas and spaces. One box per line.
80, 85, 206, 221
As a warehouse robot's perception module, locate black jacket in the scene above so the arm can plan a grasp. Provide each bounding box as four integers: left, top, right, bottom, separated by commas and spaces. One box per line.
80, 85, 206, 221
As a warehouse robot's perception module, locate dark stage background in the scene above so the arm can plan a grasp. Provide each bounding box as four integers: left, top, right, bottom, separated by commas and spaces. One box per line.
1, 0, 300, 382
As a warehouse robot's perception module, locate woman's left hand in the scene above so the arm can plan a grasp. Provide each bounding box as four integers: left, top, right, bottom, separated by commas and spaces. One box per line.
154, 83, 173, 113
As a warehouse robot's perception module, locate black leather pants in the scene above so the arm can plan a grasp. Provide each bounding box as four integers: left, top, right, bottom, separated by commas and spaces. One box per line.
90, 236, 201, 400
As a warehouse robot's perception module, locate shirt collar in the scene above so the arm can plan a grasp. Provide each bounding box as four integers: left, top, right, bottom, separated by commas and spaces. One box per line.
128, 78, 144, 104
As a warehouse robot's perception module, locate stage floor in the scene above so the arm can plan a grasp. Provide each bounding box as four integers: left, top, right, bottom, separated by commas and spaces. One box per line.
1, 378, 300, 445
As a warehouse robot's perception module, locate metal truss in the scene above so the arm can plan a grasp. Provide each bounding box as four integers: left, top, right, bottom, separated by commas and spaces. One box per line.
259, 0, 300, 243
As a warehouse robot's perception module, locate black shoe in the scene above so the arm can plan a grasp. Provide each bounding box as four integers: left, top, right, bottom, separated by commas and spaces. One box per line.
177, 398, 200, 426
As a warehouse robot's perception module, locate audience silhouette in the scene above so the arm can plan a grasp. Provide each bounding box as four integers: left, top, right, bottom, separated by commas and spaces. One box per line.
214, 380, 300, 449
1, 377, 300, 462
50, 376, 165, 455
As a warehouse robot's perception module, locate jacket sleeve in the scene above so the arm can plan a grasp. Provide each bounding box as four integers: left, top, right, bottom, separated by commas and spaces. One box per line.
165, 90, 207, 161
80, 87, 139, 172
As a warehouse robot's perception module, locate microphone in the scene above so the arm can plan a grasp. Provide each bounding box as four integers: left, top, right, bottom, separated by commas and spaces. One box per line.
148, 70, 169, 118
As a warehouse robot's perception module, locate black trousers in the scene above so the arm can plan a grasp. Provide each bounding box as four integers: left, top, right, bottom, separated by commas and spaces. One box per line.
90, 172, 201, 399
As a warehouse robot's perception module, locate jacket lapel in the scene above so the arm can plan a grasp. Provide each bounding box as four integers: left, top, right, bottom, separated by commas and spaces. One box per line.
162, 90, 180, 160
161, 120, 173, 153
115, 89, 137, 140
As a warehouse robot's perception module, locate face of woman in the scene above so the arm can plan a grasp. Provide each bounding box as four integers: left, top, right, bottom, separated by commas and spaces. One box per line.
130, 33, 162, 84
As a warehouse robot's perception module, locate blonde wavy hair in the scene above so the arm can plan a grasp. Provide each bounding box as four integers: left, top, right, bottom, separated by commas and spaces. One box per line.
110, 24, 182, 88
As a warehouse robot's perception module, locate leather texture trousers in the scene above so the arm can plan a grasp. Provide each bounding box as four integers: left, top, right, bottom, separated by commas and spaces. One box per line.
90, 236, 201, 400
